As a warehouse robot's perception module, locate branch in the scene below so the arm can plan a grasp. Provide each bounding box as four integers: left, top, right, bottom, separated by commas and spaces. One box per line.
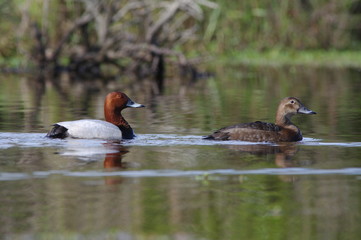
146, 1, 180, 43
51, 13, 93, 61
106, 43, 188, 65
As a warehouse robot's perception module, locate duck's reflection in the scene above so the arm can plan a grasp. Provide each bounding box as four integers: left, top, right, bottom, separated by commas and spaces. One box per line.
103, 145, 129, 169
226, 143, 299, 167
225, 143, 303, 182
102, 145, 132, 185
59, 141, 133, 185
273, 144, 299, 168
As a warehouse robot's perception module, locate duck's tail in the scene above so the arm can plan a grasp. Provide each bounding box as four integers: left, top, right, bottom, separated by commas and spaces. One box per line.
203, 135, 215, 140
46, 124, 69, 139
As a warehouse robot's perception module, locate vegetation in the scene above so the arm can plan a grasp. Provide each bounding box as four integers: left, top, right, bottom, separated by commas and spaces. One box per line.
219, 49, 361, 67
1, 1, 217, 81
204, 0, 361, 51
0, 0, 361, 73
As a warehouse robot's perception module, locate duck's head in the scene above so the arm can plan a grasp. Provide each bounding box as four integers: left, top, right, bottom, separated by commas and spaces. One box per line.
105, 92, 145, 111
277, 97, 316, 123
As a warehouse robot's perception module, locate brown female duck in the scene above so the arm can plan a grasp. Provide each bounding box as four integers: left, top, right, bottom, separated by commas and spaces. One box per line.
204, 97, 316, 142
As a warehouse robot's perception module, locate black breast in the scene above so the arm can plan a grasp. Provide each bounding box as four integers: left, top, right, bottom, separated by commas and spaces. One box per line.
118, 126, 135, 139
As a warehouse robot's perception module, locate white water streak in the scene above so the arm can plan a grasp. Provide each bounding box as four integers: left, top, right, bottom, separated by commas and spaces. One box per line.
0, 167, 360, 181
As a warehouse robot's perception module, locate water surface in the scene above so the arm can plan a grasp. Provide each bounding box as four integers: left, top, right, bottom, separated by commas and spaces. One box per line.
0, 66, 360, 239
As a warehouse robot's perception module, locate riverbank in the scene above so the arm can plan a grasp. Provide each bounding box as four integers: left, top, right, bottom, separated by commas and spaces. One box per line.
219, 49, 361, 68
2, 49, 361, 73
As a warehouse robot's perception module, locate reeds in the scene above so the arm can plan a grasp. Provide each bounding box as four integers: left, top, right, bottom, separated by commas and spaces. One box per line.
202, 0, 360, 52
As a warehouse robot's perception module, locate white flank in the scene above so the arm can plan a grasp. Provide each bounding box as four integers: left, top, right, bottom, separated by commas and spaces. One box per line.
57, 119, 122, 140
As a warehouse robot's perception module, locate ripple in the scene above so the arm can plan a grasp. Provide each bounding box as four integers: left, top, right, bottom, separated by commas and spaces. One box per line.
300, 139, 361, 147
127, 134, 269, 146
1, 168, 360, 181
0, 132, 360, 150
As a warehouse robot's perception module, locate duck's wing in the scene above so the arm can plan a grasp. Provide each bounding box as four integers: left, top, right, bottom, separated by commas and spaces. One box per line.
204, 121, 281, 141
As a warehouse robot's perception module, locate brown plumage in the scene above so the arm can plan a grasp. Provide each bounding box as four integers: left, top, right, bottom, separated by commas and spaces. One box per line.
204, 97, 316, 142
103, 92, 144, 139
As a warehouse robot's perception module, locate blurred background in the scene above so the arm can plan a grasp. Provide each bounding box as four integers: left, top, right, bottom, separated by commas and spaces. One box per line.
0, 1, 361, 240
0, 0, 360, 139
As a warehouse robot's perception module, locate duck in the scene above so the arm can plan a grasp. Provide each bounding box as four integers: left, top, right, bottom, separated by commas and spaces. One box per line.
46, 92, 145, 140
204, 97, 316, 142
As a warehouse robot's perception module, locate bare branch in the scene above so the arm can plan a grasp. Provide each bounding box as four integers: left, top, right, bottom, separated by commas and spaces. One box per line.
27, 0, 218, 81
52, 13, 93, 61
146, 1, 180, 43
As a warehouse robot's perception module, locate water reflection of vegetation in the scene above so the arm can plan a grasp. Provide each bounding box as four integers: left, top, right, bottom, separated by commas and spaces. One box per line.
0, 65, 361, 141
0, 139, 360, 238
2, 172, 358, 239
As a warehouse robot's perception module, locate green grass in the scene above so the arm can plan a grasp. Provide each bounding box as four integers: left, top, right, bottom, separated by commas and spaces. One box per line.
219, 49, 361, 68
2, 48, 361, 71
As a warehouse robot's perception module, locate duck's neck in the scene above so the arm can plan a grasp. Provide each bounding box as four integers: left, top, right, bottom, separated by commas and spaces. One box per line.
276, 112, 293, 126
275, 112, 302, 141
276, 112, 300, 132
105, 108, 135, 139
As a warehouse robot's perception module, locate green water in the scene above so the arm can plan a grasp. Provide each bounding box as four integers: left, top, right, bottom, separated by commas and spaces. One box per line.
0, 65, 360, 239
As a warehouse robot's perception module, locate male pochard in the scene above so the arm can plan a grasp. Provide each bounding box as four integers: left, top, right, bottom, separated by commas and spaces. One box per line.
46, 92, 144, 139
204, 97, 316, 142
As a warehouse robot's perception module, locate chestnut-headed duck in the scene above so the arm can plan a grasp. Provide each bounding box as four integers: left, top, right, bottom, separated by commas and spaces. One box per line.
46, 92, 145, 140
204, 97, 316, 142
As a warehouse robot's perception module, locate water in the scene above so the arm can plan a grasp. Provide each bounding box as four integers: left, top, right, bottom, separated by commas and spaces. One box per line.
0, 66, 361, 240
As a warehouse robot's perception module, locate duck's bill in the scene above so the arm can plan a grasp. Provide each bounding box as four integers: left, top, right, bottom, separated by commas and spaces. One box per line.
127, 99, 145, 108
298, 106, 316, 114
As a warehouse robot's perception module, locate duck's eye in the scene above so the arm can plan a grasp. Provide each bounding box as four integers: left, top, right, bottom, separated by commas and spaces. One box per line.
290, 100, 295, 104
